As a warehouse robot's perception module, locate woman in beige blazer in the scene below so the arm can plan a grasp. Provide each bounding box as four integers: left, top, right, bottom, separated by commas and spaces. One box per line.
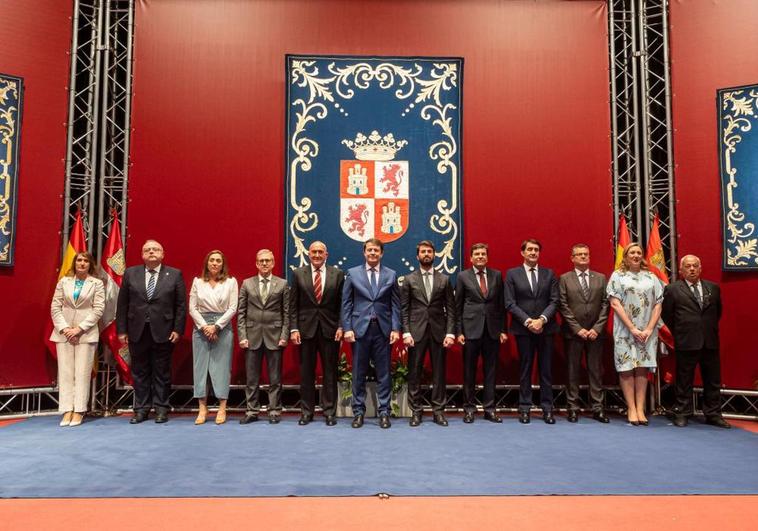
50, 252, 105, 427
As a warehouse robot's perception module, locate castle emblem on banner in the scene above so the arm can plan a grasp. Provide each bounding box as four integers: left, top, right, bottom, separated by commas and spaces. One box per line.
339, 131, 409, 243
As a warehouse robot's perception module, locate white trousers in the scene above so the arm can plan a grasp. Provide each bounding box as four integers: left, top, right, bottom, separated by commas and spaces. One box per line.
56, 342, 96, 413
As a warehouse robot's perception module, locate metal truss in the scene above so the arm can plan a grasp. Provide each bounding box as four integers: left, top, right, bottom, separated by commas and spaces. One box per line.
608, 0, 676, 277
0, 387, 59, 419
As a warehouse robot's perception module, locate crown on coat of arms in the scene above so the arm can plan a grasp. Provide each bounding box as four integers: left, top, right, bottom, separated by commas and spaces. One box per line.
342, 130, 408, 161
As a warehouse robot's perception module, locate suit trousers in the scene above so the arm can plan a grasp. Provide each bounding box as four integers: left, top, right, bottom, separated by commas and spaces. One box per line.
564, 336, 604, 412
245, 347, 283, 414
352, 320, 392, 416
130, 323, 174, 413
56, 342, 96, 413
674, 348, 723, 418
408, 331, 446, 413
462, 335, 498, 414
299, 325, 339, 417
516, 333, 554, 412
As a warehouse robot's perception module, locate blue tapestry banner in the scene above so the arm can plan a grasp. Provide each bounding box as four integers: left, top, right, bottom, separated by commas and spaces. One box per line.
718, 83, 758, 271
0, 73, 23, 267
285, 55, 463, 278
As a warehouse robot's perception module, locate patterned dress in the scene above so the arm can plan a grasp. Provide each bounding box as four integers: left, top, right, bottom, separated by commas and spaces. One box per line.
606, 270, 664, 372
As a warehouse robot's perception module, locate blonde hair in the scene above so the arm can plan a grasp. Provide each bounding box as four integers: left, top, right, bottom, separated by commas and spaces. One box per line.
618, 242, 649, 272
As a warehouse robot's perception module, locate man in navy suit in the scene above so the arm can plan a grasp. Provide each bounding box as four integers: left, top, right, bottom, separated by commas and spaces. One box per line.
505, 239, 559, 424
342, 238, 401, 429
117, 239, 186, 424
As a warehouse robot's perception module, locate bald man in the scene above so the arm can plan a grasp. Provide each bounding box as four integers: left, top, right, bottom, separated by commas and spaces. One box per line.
662, 255, 730, 429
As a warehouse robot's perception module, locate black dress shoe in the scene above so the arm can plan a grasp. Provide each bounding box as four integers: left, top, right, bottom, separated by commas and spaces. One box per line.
351, 414, 364, 428
592, 411, 610, 423
433, 413, 448, 426
409, 412, 422, 427
239, 413, 259, 424
639, 419, 649, 426
268, 415, 281, 424
519, 411, 530, 424
483, 412, 503, 423
129, 411, 148, 424
325, 415, 337, 426
298, 414, 313, 426
463, 411, 475, 424
543, 412, 555, 424
672, 415, 688, 427
567, 410, 579, 423
379, 414, 391, 429
706, 416, 731, 429
155, 412, 168, 424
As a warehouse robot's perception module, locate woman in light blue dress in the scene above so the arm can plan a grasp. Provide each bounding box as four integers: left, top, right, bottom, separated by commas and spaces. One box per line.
607, 243, 663, 426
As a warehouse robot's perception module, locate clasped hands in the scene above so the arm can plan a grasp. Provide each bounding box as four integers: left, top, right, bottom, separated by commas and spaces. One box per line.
577, 328, 599, 341
62, 326, 82, 345
630, 327, 652, 344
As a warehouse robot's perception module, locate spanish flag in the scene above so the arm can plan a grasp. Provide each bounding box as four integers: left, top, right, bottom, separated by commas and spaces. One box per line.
614, 213, 631, 270
645, 212, 669, 284
45, 209, 88, 358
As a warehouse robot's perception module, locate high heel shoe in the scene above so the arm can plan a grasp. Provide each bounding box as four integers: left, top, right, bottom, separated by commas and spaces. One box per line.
60, 411, 73, 427
638, 418, 649, 426
195, 401, 208, 425
69, 412, 84, 427
215, 407, 227, 425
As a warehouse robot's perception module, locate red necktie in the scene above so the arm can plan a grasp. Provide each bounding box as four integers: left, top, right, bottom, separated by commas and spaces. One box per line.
477, 270, 487, 297
314, 269, 323, 304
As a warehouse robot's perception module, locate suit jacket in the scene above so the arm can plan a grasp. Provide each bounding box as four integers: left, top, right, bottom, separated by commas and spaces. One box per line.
289, 264, 344, 339
341, 264, 401, 338
504, 266, 559, 335
455, 267, 505, 340
661, 279, 721, 351
50, 275, 106, 343
558, 269, 609, 338
237, 274, 290, 350
116, 265, 187, 343
400, 269, 456, 343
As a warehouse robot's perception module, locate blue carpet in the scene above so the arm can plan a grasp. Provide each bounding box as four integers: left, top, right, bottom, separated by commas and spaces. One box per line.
1, 415, 757, 498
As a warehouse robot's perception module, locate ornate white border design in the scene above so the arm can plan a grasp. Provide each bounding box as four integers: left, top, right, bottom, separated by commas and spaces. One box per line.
720, 88, 758, 268
287, 58, 461, 273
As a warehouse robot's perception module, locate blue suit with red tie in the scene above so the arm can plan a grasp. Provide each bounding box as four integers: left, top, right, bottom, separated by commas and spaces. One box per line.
341, 263, 401, 416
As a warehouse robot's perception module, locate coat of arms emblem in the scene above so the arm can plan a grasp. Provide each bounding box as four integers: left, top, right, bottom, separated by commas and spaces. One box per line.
339, 131, 409, 243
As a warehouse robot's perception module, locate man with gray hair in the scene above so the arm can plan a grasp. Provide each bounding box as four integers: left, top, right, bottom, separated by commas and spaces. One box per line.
661, 254, 730, 428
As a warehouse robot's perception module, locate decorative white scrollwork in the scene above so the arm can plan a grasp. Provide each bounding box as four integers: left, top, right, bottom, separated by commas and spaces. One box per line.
288, 59, 461, 271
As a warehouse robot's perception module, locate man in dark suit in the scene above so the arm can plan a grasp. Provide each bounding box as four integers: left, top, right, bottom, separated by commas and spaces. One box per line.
342, 238, 401, 429
661, 254, 730, 428
505, 238, 559, 424
117, 239, 186, 424
237, 249, 290, 424
401, 240, 456, 427
289, 241, 344, 426
455, 242, 507, 423
558, 243, 610, 423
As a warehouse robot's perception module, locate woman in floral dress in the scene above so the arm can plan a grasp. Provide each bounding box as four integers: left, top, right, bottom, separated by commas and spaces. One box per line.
607, 243, 663, 425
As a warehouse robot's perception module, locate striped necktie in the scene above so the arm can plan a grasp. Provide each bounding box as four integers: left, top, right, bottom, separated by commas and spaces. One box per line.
146, 270, 157, 300
314, 269, 323, 304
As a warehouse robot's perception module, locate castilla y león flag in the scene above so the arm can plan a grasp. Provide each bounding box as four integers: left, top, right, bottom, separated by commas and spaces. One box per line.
99, 209, 132, 384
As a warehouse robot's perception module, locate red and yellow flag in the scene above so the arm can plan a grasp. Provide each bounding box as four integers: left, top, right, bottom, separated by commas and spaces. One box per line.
645, 212, 669, 284
614, 213, 631, 270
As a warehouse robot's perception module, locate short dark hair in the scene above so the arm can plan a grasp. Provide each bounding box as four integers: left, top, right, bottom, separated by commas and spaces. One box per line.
521, 239, 542, 251
416, 240, 435, 253
363, 238, 384, 252
571, 243, 590, 255
470, 242, 488, 255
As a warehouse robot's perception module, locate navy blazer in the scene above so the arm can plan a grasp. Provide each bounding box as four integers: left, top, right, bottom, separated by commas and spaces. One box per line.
504, 265, 559, 335
341, 264, 401, 338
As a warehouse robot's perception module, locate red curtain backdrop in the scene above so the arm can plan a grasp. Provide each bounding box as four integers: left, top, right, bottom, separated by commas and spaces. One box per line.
0, 0, 72, 387
127, 0, 612, 385
669, 0, 758, 389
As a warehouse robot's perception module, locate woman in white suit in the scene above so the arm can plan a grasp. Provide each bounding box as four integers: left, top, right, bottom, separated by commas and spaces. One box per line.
50, 252, 105, 427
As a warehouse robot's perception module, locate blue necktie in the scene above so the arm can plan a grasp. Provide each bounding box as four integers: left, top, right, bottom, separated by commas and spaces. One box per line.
370, 267, 378, 296
146, 270, 157, 300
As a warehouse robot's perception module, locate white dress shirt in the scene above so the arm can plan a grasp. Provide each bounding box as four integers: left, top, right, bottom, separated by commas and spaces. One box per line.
144, 263, 162, 290
189, 277, 239, 329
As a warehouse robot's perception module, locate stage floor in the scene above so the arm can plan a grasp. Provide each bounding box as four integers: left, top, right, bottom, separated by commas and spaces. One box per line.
2, 414, 757, 498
